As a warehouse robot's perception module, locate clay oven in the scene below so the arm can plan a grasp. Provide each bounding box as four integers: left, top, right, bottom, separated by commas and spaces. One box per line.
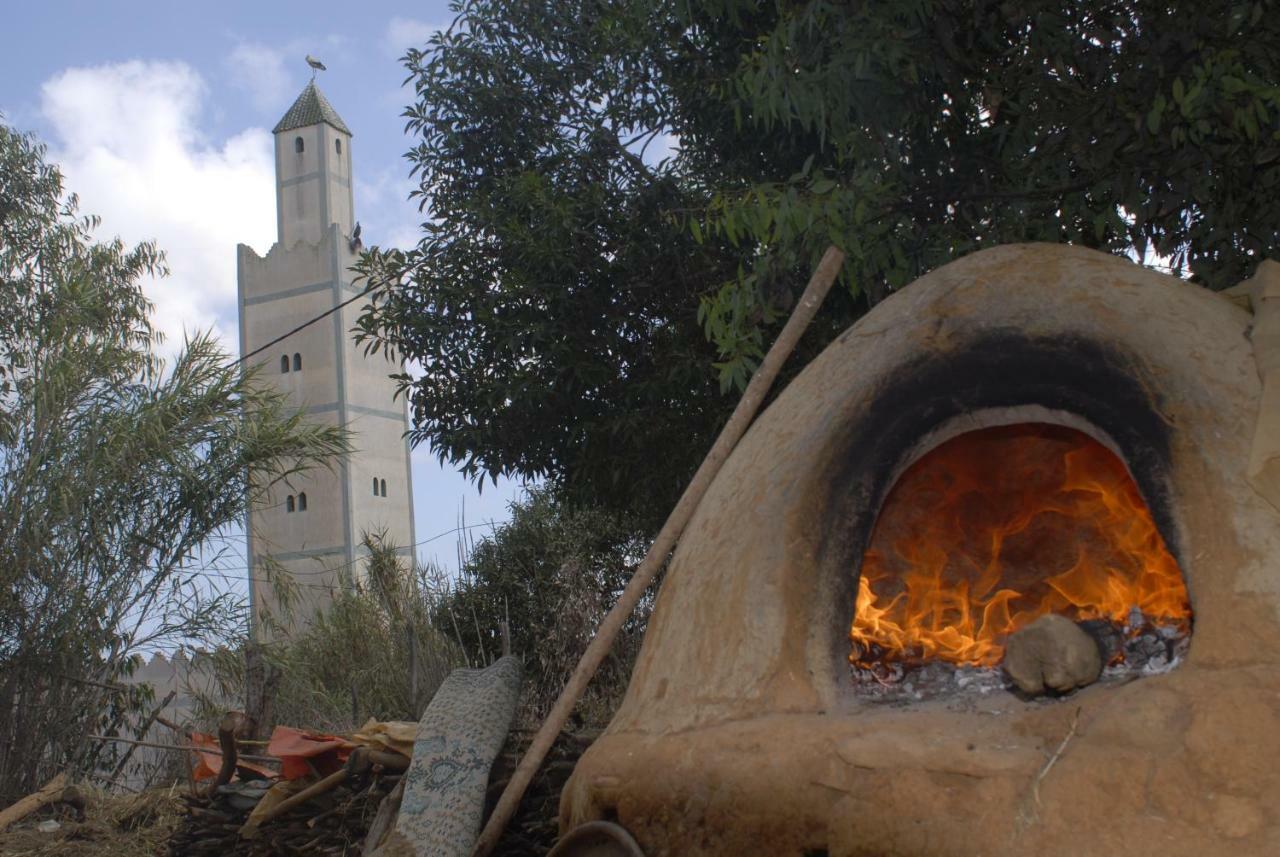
560, 244, 1280, 856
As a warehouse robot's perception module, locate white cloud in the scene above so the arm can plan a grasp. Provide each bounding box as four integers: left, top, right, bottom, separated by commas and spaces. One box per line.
225, 42, 294, 113
384, 17, 442, 59
354, 165, 422, 252
39, 60, 276, 354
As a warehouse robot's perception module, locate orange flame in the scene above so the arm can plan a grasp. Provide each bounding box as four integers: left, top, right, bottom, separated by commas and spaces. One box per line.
849, 424, 1191, 668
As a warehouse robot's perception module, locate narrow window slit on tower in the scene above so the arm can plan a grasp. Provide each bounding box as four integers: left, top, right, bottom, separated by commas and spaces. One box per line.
286, 495, 295, 513
380, 478, 387, 497
372, 477, 379, 496
335, 139, 342, 154
298, 492, 308, 512
295, 136, 304, 153
281, 355, 290, 373
293, 353, 302, 371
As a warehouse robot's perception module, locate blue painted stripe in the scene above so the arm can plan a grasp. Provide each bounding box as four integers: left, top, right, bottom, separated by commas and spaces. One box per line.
305, 402, 404, 423
257, 546, 345, 563
244, 279, 364, 307
330, 226, 355, 571
282, 168, 351, 190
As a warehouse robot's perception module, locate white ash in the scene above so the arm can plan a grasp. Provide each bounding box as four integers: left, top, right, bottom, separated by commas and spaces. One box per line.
850, 609, 1190, 702
850, 663, 1009, 704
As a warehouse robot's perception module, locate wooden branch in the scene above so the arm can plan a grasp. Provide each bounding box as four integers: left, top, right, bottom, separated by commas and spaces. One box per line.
154, 714, 183, 732
242, 769, 348, 833
110, 689, 177, 781
51, 673, 127, 693
211, 711, 242, 792
471, 246, 847, 857
0, 773, 68, 832
86, 734, 277, 763
345, 747, 410, 778
362, 777, 405, 854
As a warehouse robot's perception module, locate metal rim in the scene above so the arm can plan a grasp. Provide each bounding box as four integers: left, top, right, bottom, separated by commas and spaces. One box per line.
547, 820, 646, 857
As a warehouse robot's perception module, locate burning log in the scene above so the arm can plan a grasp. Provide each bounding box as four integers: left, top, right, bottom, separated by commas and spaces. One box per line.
1002, 614, 1102, 696
849, 424, 1192, 672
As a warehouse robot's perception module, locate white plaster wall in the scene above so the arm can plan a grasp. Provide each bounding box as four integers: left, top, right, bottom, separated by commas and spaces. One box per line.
273, 123, 352, 249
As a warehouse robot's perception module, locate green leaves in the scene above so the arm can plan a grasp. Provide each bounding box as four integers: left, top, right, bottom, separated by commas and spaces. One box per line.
362, 0, 1280, 529
0, 124, 349, 799
1148, 94, 1167, 134
356, 0, 736, 525
686, 0, 1280, 352
431, 485, 651, 719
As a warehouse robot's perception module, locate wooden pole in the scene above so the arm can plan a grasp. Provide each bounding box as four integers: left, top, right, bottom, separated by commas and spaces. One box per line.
471, 246, 846, 857
86, 734, 278, 763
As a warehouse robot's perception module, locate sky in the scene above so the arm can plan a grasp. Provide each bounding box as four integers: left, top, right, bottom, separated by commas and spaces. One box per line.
0, 1, 526, 585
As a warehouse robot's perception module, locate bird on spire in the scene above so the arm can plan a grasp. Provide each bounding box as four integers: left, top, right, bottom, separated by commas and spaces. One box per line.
305, 55, 327, 79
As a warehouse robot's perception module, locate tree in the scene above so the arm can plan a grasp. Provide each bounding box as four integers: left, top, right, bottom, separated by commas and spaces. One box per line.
358, 0, 1280, 522
196, 535, 464, 733
431, 486, 651, 721
356, 0, 739, 526
0, 125, 348, 800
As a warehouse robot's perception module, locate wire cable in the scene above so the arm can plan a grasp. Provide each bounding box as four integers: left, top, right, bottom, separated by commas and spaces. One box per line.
238, 281, 378, 364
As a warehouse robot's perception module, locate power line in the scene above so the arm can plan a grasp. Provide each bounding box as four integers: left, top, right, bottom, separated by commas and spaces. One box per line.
172, 520, 510, 586
261, 520, 505, 575
238, 281, 378, 364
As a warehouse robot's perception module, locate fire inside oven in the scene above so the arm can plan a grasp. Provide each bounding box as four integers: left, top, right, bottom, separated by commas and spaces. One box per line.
849, 423, 1192, 693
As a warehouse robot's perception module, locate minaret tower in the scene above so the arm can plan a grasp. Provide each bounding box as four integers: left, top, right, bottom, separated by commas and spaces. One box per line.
237, 80, 415, 634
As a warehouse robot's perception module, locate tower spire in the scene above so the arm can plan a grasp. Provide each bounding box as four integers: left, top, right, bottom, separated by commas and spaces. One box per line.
238, 83, 415, 638
271, 80, 353, 247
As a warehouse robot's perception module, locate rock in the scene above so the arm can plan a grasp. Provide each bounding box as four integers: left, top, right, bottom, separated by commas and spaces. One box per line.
1075, 618, 1123, 662
1003, 615, 1102, 696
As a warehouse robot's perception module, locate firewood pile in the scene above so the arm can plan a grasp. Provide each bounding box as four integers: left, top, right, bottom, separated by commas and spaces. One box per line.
158, 719, 596, 856
482, 729, 597, 856
167, 768, 399, 856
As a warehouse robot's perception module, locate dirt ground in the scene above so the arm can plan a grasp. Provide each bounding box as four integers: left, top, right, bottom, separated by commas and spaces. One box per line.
0, 788, 181, 857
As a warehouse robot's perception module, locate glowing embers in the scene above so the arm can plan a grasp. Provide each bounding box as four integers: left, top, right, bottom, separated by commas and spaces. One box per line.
849, 423, 1191, 691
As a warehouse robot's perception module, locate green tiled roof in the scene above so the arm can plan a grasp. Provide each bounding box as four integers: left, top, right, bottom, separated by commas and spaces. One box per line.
272, 81, 352, 136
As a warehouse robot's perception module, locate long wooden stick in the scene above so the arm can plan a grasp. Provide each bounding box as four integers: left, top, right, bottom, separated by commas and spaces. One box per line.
87, 734, 278, 763
472, 246, 846, 856
248, 769, 348, 828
